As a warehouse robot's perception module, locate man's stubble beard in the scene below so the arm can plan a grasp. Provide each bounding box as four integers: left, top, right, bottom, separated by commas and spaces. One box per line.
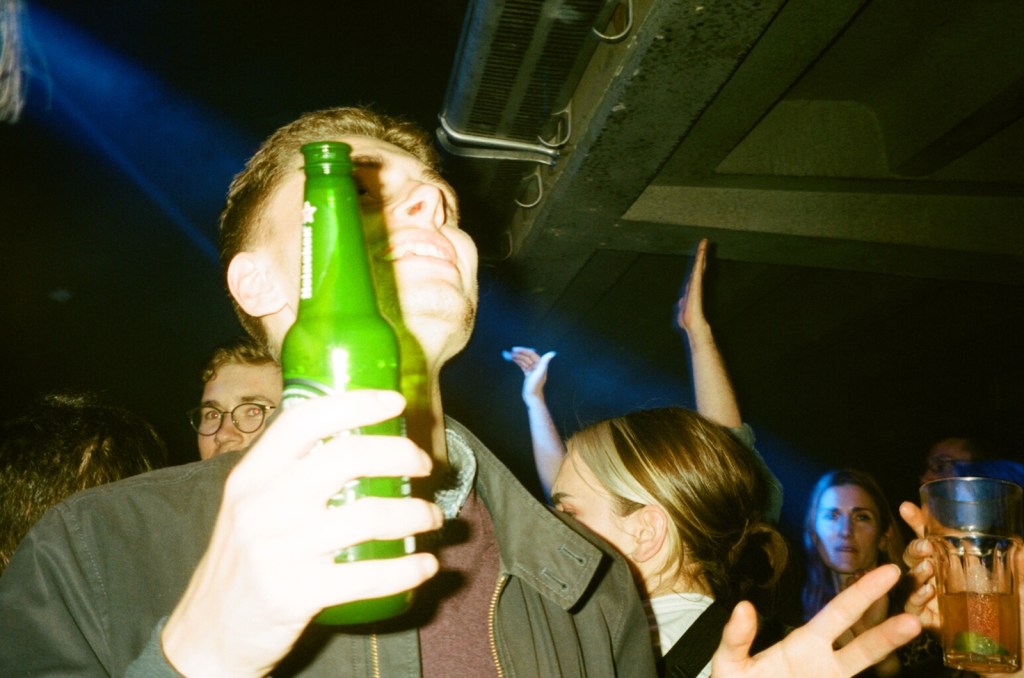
380, 285, 477, 357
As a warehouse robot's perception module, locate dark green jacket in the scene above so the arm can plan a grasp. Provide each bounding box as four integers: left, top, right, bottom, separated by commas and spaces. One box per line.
0, 418, 656, 677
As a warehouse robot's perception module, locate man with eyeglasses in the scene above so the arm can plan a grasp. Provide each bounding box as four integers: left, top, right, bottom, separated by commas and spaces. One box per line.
919, 434, 982, 485
190, 336, 282, 460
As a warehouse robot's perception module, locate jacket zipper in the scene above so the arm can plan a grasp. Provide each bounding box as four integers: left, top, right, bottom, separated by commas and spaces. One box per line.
371, 633, 380, 678
488, 574, 508, 678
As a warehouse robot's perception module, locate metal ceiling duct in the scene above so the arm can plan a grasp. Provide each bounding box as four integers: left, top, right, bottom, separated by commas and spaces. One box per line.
437, 0, 626, 260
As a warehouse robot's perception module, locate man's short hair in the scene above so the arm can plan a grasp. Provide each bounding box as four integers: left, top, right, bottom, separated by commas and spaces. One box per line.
200, 335, 279, 385
217, 106, 440, 345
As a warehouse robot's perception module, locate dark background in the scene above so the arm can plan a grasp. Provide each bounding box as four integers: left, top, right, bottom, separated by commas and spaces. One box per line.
1, 1, 1022, 547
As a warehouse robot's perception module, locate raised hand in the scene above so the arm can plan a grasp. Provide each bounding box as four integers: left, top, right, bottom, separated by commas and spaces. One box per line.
673, 238, 744, 430
502, 346, 564, 497
677, 238, 709, 337
161, 391, 443, 677
713, 564, 921, 678
502, 346, 557, 405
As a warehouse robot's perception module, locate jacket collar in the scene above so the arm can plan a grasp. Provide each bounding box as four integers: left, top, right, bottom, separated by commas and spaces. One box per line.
443, 417, 619, 611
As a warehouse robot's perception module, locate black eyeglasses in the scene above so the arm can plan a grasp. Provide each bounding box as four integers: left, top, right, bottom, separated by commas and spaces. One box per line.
187, 403, 276, 436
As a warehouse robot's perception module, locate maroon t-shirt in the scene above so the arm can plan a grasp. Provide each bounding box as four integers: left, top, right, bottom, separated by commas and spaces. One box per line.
419, 489, 502, 678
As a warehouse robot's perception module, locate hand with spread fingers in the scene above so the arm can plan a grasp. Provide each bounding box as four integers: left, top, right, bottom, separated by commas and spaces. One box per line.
713, 564, 922, 678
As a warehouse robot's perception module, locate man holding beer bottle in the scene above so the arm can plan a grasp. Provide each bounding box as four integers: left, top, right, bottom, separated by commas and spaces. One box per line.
0, 106, 923, 677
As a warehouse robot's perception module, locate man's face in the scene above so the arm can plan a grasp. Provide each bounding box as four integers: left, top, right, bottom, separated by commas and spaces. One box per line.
258, 136, 479, 365
920, 437, 975, 484
197, 362, 283, 460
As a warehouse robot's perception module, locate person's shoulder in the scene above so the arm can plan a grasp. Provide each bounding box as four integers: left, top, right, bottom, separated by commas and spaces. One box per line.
62, 451, 241, 506
727, 422, 756, 449
48, 452, 242, 538
15, 453, 241, 573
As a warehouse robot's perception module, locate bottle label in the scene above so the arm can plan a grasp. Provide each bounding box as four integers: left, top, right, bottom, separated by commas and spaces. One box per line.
299, 222, 314, 300
281, 377, 334, 406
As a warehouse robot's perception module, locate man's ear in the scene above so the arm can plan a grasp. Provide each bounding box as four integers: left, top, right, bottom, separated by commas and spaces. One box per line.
630, 505, 669, 563
226, 252, 288, 317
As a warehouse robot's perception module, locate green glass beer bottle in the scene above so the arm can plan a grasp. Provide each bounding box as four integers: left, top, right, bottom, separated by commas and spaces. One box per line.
281, 141, 413, 624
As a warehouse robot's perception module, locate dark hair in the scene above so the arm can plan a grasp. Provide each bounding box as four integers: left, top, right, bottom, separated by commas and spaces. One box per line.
0, 390, 167, 571
566, 407, 788, 610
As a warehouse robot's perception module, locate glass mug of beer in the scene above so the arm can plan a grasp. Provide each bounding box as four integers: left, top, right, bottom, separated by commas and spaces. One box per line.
921, 477, 1022, 673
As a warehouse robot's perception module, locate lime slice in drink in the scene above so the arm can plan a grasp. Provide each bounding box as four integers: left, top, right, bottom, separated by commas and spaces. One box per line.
953, 631, 1008, 656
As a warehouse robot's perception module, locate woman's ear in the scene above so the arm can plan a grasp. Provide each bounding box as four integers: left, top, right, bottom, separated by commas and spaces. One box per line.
227, 252, 288, 318
629, 505, 669, 563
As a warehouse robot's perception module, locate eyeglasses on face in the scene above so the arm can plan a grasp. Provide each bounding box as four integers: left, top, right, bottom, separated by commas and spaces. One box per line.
187, 402, 276, 436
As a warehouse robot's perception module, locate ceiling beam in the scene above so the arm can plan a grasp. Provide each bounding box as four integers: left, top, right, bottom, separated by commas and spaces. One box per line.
508, 0, 869, 320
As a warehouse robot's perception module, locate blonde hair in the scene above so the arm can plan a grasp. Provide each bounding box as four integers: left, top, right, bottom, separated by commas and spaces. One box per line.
566, 407, 787, 608
217, 106, 441, 345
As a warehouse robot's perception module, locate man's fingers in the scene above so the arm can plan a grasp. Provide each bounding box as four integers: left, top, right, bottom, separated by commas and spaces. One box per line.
317, 553, 440, 610
903, 536, 934, 571
899, 501, 926, 538
905, 556, 934, 591
712, 600, 758, 671
285, 436, 433, 505
310, 496, 443, 554
834, 614, 921, 676
240, 391, 406, 471
805, 564, 902, 639
904, 579, 935, 619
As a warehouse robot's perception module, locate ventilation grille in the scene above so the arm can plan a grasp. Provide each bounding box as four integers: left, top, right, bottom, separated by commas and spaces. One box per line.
442, 0, 618, 143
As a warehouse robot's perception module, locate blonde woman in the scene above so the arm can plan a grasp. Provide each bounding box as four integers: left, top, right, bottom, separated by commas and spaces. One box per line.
552, 406, 788, 676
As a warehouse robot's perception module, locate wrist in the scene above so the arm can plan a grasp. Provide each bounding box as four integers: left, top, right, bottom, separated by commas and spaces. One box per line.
162, 614, 220, 677
685, 326, 715, 349
162, 621, 256, 678
161, 577, 259, 678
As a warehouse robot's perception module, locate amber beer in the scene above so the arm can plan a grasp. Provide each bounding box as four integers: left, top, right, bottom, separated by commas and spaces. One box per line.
281, 141, 413, 624
938, 590, 1020, 672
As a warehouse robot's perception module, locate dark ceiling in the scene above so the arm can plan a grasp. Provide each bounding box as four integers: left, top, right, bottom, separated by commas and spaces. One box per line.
2, 0, 1022, 538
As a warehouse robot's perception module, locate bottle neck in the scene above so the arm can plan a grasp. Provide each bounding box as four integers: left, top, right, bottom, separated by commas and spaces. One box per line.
299, 171, 380, 318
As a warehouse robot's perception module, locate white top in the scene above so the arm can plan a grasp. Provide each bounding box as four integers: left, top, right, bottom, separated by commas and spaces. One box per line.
649, 592, 716, 678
